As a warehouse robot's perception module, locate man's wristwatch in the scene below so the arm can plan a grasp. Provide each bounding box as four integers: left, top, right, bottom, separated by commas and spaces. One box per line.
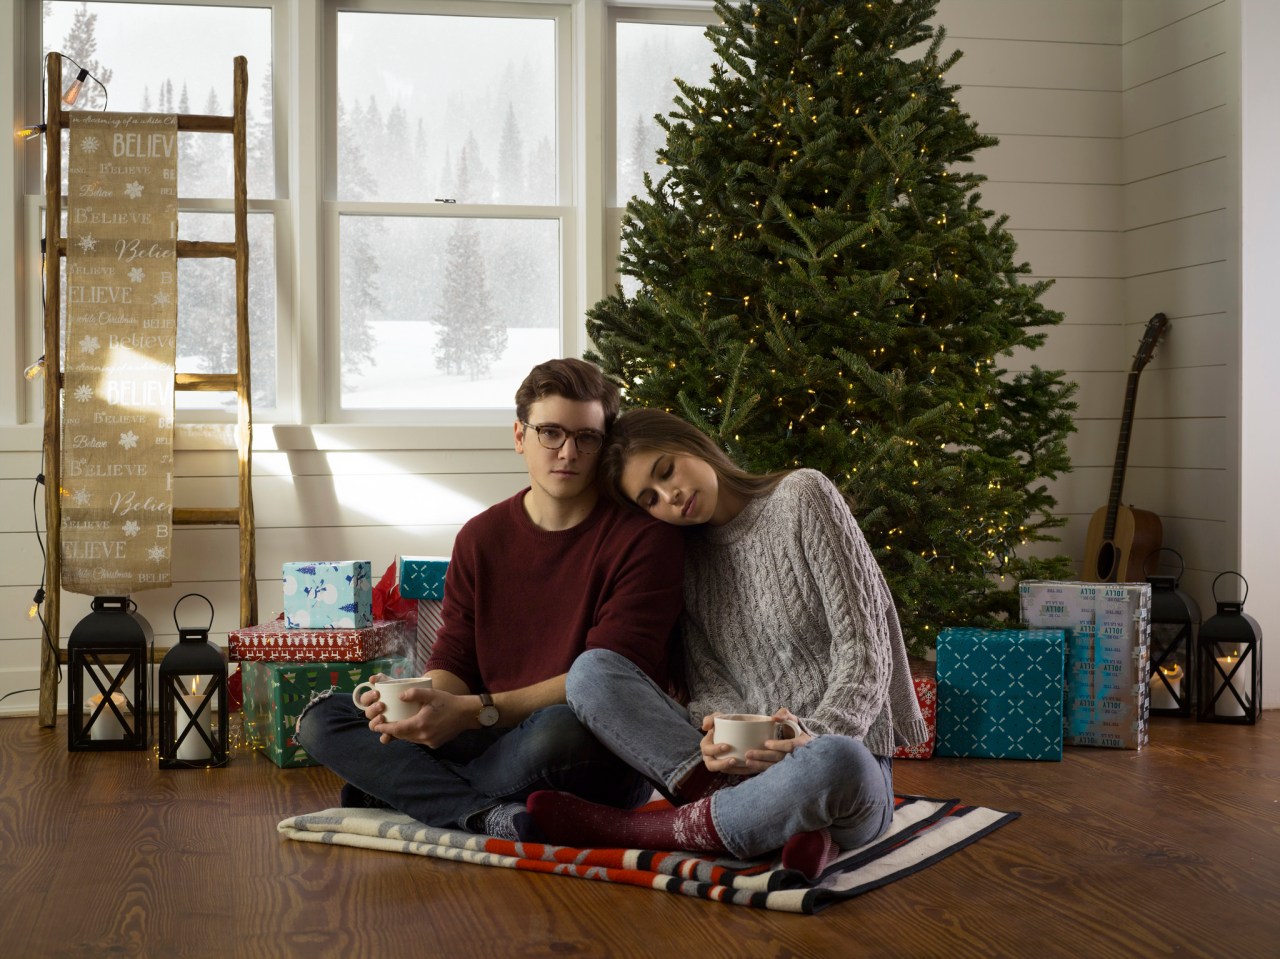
477, 692, 500, 728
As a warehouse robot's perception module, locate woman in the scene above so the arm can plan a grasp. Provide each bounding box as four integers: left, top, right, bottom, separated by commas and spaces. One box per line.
527, 409, 927, 879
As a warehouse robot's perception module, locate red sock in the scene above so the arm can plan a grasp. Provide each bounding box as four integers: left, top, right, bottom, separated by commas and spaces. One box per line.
527, 791, 728, 853
672, 763, 737, 804
781, 828, 840, 881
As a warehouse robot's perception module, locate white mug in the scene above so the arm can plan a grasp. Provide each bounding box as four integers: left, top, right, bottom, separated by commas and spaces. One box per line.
351, 676, 433, 723
712, 713, 803, 761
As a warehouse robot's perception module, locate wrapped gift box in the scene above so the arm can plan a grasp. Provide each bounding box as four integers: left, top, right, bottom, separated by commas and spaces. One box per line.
229, 618, 409, 664
283, 560, 373, 629
415, 600, 445, 672
1020, 581, 1150, 750
935, 628, 1066, 761
241, 654, 413, 767
893, 657, 937, 760
397, 555, 449, 601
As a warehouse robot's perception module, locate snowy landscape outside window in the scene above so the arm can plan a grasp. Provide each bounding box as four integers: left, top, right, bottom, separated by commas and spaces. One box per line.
614, 19, 716, 298
335, 8, 562, 411
41, 0, 279, 412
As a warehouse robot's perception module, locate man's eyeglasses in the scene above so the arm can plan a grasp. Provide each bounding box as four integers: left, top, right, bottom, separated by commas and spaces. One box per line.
521, 422, 605, 455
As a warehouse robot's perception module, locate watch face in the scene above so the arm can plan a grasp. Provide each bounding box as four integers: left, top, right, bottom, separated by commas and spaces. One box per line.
478, 705, 500, 727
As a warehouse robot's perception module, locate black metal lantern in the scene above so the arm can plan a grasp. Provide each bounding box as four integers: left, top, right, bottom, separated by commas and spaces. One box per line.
1197, 572, 1263, 724
67, 596, 151, 751
158, 593, 228, 768
1145, 549, 1200, 718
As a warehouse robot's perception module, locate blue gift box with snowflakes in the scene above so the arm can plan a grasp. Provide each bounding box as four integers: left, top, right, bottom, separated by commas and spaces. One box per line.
935, 627, 1066, 761
283, 560, 373, 629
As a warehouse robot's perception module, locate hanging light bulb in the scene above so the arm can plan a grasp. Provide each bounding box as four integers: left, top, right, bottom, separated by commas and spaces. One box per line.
62, 68, 90, 107
24, 355, 46, 380
15, 123, 46, 142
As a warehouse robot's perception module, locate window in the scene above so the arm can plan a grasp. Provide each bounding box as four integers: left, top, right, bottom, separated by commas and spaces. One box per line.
12, 1, 722, 427
609, 9, 717, 296
332, 4, 566, 414
38, 0, 282, 413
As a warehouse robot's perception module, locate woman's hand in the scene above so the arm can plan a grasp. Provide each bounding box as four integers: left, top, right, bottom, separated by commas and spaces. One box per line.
698, 709, 816, 776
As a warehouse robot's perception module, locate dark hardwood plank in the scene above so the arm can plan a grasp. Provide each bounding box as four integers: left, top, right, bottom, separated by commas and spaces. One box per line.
1, 714, 1277, 958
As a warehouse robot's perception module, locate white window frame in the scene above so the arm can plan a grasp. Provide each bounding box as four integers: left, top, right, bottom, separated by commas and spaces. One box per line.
3, 0, 722, 437
14, 0, 295, 425
604, 2, 716, 293
322, 0, 575, 426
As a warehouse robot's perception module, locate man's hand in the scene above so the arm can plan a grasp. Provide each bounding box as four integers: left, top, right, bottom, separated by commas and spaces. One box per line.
363, 685, 478, 749
697, 708, 815, 776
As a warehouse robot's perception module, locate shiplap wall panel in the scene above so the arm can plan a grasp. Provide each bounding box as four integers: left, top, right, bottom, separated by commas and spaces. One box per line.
1122, 107, 1228, 182
960, 87, 1119, 138
981, 182, 1122, 231
1126, 211, 1229, 276
1008, 230, 1124, 280
1123, 52, 1229, 132
1037, 277, 1124, 325
971, 135, 1117, 185
945, 37, 1119, 90
1124, 160, 1229, 227
1123, 2, 1228, 81
939, 0, 1117, 43
1123, 0, 1225, 41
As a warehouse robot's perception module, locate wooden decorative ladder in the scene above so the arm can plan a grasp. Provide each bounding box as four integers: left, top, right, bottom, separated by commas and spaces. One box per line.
37, 54, 257, 727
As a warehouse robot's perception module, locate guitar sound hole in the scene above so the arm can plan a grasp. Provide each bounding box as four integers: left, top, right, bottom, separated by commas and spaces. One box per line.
1095, 542, 1116, 581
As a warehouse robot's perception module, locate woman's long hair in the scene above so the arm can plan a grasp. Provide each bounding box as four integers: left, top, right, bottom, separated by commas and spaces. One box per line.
599, 408, 790, 511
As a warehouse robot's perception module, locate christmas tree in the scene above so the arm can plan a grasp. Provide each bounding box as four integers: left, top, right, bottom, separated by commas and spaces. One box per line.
586, 0, 1077, 653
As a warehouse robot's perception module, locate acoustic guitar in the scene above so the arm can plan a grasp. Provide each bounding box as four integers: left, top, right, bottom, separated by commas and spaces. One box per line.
1082, 313, 1168, 582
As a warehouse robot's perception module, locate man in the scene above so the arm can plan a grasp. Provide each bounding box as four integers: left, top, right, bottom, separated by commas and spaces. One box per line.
297, 358, 685, 841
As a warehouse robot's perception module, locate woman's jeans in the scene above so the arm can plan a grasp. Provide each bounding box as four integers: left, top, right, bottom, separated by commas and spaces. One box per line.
566, 648, 895, 860
296, 693, 652, 829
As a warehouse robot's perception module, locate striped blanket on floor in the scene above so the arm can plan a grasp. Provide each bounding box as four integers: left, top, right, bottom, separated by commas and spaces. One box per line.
278, 794, 1017, 913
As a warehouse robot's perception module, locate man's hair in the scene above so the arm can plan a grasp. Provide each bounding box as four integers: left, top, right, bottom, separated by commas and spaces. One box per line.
599, 408, 790, 510
515, 358, 620, 427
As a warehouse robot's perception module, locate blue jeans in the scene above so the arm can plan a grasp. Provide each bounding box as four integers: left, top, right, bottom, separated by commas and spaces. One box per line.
566, 648, 895, 860
295, 693, 652, 829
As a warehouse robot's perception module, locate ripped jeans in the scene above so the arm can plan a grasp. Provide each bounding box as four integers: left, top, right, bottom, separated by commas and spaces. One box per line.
295, 693, 652, 829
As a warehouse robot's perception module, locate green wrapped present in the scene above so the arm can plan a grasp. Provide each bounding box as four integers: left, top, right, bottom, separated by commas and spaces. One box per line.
241, 655, 413, 767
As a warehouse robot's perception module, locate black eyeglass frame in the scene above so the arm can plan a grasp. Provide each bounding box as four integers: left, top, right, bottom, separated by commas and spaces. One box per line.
520, 421, 605, 454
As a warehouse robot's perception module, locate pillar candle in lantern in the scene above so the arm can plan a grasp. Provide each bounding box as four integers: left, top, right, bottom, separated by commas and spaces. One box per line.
1149, 664, 1183, 711
175, 677, 213, 761
87, 691, 129, 741
1214, 652, 1250, 718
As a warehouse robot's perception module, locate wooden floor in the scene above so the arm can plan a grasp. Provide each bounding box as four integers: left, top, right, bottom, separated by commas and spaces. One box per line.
1, 714, 1278, 959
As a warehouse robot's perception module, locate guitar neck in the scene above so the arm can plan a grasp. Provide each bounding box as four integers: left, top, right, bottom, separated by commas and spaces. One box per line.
1104, 370, 1141, 538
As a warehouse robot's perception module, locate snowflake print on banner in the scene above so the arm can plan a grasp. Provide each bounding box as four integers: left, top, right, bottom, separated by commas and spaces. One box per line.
153, 291, 172, 307
124, 181, 144, 199
148, 545, 168, 562
80, 135, 100, 154
128, 267, 145, 283
72, 489, 91, 507
77, 234, 97, 253
119, 431, 140, 450
73, 384, 94, 402
78, 335, 100, 355
122, 520, 141, 537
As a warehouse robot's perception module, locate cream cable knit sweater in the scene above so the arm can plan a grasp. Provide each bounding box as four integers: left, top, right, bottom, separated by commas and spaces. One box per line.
681, 469, 928, 756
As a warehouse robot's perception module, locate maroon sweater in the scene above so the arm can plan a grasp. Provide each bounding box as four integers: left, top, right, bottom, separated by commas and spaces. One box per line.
425, 490, 684, 694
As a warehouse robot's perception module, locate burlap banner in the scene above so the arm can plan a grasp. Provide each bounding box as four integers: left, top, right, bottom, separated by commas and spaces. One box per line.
62, 112, 178, 595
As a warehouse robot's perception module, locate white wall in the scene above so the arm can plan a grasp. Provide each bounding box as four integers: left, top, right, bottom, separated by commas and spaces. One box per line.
1239, 0, 1279, 707
2, 0, 1273, 714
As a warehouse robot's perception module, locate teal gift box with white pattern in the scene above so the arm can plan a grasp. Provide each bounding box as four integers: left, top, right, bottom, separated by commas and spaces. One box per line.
935, 628, 1066, 761
396, 555, 449, 601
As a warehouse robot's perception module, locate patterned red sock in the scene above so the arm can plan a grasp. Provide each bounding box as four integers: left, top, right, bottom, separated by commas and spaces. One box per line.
672, 763, 738, 804
527, 790, 728, 852
780, 828, 840, 881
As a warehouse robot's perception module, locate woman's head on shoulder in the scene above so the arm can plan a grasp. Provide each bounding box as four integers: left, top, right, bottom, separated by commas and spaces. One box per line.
600, 408, 789, 527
